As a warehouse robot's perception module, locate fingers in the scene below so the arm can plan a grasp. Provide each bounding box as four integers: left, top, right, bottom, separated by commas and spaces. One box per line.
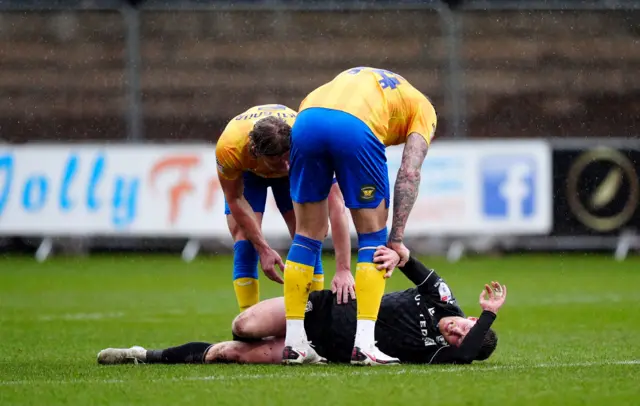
334, 282, 345, 305
342, 284, 349, 304
266, 260, 284, 284
271, 270, 284, 284
398, 256, 409, 267
491, 281, 503, 297
485, 283, 494, 299
384, 268, 394, 279
374, 255, 395, 271
349, 284, 356, 300
264, 268, 284, 284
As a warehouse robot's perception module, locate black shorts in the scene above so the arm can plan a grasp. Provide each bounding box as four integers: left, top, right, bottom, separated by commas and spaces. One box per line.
304, 290, 357, 363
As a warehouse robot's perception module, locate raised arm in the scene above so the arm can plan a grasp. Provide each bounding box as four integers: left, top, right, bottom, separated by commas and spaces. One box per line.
430, 283, 507, 364
429, 311, 497, 364
388, 133, 428, 265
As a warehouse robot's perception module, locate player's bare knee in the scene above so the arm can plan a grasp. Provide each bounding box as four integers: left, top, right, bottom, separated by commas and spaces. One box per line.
231, 311, 251, 337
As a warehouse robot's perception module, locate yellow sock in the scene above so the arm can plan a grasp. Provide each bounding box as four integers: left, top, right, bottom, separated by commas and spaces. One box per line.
233, 277, 259, 312
284, 261, 314, 319
355, 262, 386, 320
311, 274, 325, 292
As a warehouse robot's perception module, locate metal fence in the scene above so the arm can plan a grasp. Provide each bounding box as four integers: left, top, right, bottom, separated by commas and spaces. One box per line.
0, 0, 638, 144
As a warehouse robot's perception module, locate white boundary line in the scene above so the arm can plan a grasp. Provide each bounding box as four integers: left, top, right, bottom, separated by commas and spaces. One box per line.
0, 360, 638, 387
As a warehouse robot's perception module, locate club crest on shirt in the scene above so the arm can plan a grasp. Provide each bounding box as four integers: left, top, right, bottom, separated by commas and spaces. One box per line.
435, 279, 453, 303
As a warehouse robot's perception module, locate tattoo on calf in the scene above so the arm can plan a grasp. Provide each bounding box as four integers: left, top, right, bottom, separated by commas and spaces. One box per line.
389, 133, 429, 242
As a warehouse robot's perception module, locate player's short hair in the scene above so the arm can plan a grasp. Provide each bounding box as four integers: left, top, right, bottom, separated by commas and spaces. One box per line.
248, 116, 291, 157
475, 328, 498, 361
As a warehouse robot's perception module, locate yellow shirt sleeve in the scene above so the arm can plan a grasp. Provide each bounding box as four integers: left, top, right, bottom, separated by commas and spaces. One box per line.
406, 98, 438, 146
215, 141, 243, 181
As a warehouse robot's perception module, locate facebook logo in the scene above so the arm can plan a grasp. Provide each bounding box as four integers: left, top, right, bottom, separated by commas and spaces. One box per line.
481, 156, 536, 220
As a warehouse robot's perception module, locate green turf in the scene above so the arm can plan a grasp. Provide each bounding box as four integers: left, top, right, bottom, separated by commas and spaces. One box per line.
1, 253, 639, 405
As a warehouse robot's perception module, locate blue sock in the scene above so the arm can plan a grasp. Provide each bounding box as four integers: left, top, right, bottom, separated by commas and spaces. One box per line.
287, 234, 323, 266
314, 242, 324, 276
357, 228, 388, 263
312, 243, 325, 291
233, 240, 259, 280
232, 240, 260, 311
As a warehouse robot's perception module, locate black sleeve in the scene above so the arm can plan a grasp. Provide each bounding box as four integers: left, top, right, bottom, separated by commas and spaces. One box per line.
398, 256, 434, 288
428, 310, 497, 364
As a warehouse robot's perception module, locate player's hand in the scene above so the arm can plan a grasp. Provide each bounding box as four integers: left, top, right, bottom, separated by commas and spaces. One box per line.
387, 241, 410, 267
331, 269, 356, 304
373, 245, 399, 278
479, 281, 507, 314
258, 247, 285, 284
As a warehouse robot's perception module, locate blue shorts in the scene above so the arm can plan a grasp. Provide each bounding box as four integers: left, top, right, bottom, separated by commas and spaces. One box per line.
290, 108, 389, 209
224, 171, 293, 215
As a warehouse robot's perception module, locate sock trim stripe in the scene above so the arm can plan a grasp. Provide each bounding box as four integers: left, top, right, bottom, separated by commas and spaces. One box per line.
416, 270, 434, 287
358, 246, 378, 252
291, 243, 314, 252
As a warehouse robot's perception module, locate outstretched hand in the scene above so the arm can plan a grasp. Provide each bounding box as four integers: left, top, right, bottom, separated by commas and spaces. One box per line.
479, 281, 507, 314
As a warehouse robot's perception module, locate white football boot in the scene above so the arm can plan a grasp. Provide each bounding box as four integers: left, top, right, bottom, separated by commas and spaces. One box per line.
281, 341, 327, 365
97, 346, 147, 365
350, 343, 401, 366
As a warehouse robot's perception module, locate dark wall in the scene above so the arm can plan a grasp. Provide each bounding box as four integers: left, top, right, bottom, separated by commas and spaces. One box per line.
0, 9, 638, 143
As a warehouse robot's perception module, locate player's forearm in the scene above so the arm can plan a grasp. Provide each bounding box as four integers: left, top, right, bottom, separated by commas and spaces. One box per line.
389, 166, 421, 242
227, 199, 269, 252
389, 134, 428, 243
449, 311, 496, 363
328, 192, 351, 272
398, 256, 432, 286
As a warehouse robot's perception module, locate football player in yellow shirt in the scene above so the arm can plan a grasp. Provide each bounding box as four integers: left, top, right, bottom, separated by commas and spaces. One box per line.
216, 104, 354, 319
282, 68, 437, 365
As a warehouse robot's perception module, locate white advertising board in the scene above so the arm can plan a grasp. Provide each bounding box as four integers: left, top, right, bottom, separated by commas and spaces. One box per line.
0, 140, 552, 238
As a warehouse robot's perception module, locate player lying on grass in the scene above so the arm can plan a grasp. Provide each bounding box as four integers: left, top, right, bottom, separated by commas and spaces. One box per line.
98, 247, 507, 366
215, 104, 354, 313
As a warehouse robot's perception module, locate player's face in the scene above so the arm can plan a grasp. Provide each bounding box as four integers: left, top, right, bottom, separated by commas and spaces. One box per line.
439, 316, 477, 347
261, 151, 290, 173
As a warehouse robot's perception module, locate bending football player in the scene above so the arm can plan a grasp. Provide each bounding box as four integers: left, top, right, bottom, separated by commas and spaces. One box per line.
215, 104, 354, 314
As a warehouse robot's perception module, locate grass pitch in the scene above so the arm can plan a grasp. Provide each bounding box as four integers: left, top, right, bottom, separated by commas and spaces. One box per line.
1, 253, 639, 405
